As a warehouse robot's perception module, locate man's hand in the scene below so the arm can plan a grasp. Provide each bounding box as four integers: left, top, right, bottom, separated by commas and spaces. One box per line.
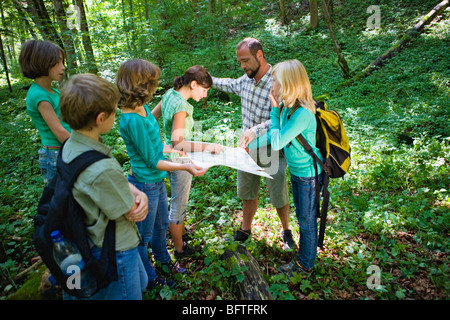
237, 128, 256, 150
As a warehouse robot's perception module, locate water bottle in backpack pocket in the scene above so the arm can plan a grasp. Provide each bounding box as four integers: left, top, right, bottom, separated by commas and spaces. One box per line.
51, 230, 98, 298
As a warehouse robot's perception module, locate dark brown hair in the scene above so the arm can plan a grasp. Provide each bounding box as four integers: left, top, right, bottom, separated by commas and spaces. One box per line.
19, 40, 65, 79
236, 37, 264, 58
60, 73, 119, 130
173, 65, 212, 90
116, 59, 161, 110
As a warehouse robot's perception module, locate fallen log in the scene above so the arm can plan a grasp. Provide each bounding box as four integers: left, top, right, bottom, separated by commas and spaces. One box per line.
331, 0, 449, 93
221, 245, 273, 300
361, 0, 449, 77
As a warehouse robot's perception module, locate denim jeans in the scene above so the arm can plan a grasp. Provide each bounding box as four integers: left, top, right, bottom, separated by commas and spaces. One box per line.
290, 173, 323, 270
128, 175, 171, 281
167, 157, 193, 224
63, 246, 147, 300
38, 147, 59, 184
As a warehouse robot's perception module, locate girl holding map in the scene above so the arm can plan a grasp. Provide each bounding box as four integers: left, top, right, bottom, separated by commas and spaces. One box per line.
160, 65, 223, 258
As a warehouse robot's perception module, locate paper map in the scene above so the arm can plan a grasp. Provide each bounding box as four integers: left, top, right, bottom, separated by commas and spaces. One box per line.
186, 145, 273, 179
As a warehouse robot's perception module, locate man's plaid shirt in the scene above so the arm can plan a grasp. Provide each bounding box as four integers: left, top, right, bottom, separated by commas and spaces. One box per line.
212, 66, 272, 137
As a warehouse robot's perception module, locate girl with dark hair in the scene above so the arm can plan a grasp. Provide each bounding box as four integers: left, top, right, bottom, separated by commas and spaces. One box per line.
160, 65, 222, 258
19, 39, 71, 185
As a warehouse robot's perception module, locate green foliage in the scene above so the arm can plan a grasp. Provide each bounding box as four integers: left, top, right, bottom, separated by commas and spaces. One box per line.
1, 0, 449, 300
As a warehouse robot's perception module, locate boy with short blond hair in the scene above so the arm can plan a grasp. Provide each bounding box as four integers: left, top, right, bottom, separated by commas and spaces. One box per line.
59, 73, 149, 300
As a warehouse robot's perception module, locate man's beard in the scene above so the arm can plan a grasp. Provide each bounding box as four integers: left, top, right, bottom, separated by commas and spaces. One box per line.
246, 61, 260, 79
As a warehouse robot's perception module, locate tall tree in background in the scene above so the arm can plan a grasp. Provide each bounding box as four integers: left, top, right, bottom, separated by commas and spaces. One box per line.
16, 0, 63, 47
0, 33, 12, 92
310, 0, 319, 29
321, 0, 350, 77
75, 0, 98, 74
279, 0, 288, 25
52, 0, 77, 76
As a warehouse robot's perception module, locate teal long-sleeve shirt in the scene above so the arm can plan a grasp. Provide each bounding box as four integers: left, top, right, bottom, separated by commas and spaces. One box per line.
119, 105, 167, 184
249, 105, 322, 178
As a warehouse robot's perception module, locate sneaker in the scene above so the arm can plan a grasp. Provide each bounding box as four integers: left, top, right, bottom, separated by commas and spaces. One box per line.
233, 228, 251, 242
282, 229, 298, 251
147, 277, 177, 290
278, 260, 311, 278
174, 242, 202, 259
157, 261, 187, 275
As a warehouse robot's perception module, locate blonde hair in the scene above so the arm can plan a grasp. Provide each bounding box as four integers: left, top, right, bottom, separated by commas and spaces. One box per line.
116, 59, 161, 110
60, 73, 119, 130
272, 59, 315, 113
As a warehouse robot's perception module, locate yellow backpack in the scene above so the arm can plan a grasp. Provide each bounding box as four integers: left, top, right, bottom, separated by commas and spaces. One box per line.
282, 101, 351, 248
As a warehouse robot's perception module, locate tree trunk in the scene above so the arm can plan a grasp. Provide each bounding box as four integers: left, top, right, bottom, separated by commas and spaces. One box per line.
325, 0, 333, 17
75, 0, 98, 74
128, 0, 137, 52
0, 34, 12, 92
52, 0, 78, 77
218, 0, 223, 16
208, 0, 215, 14
221, 245, 273, 300
279, 0, 288, 25
23, 0, 63, 47
11, 0, 37, 40
321, 0, 350, 77
144, 0, 150, 27
310, 0, 319, 29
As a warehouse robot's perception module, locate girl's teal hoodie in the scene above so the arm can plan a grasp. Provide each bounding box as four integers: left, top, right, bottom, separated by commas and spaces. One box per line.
249, 104, 322, 178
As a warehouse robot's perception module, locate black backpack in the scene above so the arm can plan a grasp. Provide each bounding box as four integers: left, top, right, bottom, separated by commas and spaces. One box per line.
33, 141, 118, 298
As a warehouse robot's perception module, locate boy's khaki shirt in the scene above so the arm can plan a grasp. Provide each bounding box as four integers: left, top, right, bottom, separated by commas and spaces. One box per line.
62, 131, 140, 251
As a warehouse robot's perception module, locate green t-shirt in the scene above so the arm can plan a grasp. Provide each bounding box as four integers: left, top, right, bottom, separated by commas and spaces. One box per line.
62, 131, 140, 251
26, 82, 71, 146
161, 88, 194, 159
119, 105, 167, 184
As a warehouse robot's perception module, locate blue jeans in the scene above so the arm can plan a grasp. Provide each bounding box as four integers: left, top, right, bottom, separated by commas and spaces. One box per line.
128, 175, 171, 281
63, 246, 147, 300
290, 173, 323, 270
38, 147, 59, 184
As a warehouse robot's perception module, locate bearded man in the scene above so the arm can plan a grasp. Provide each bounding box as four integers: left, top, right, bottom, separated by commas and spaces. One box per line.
212, 38, 296, 251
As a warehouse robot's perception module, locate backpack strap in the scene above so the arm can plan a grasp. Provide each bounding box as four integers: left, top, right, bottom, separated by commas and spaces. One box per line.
57, 140, 109, 188
318, 174, 330, 249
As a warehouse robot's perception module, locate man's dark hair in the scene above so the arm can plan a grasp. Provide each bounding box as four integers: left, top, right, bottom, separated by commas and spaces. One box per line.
236, 38, 264, 57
